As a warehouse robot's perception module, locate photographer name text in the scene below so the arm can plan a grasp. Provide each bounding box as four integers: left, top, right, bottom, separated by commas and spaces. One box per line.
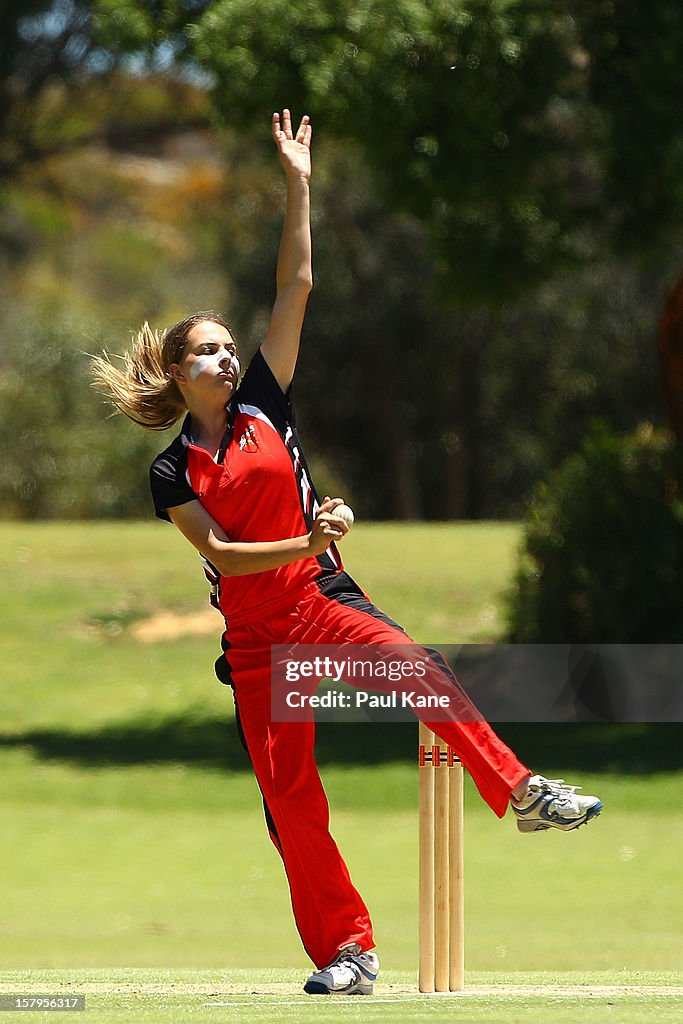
284, 690, 451, 710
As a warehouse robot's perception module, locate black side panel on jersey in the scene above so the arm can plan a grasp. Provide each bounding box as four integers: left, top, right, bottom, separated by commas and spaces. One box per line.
149, 419, 197, 522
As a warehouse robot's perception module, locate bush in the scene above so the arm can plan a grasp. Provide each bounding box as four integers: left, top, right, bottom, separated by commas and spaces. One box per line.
0, 311, 167, 519
507, 423, 683, 641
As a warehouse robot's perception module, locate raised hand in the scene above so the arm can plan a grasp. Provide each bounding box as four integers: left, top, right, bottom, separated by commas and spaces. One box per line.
272, 109, 312, 181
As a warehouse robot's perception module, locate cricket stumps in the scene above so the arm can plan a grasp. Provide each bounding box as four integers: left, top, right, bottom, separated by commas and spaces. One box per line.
418, 721, 464, 993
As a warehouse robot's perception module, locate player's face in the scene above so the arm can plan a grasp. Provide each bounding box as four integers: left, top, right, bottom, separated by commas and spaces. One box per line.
179, 322, 241, 396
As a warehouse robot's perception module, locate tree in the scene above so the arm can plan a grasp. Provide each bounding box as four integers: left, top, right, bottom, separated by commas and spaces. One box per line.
0, 0, 104, 180
184, 0, 592, 515
0, 0, 212, 186
183, 0, 585, 304
95, 0, 682, 516
572, 1, 683, 441
3, 1, 680, 519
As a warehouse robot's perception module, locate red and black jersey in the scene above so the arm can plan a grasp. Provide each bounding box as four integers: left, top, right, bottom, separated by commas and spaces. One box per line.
150, 349, 343, 622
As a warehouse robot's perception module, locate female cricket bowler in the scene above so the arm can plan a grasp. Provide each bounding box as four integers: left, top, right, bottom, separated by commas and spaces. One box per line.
92, 109, 602, 996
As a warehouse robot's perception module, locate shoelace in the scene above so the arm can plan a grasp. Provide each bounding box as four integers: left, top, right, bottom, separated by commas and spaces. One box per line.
532, 777, 583, 800
333, 957, 363, 982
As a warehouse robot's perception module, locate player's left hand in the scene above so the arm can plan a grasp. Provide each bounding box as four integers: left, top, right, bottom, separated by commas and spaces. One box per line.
272, 109, 312, 180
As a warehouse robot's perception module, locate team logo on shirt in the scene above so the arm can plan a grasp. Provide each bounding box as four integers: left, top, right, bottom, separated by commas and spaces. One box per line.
239, 424, 259, 452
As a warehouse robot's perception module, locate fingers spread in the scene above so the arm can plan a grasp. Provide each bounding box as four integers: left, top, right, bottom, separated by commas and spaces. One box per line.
273, 110, 312, 147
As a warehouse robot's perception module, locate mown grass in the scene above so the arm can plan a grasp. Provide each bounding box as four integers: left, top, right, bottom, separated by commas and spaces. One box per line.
0, 521, 520, 731
1, 521, 682, 1020
0, 969, 682, 1024
2, 748, 681, 973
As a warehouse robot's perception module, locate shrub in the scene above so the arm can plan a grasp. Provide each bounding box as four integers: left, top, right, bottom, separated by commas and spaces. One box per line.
507, 422, 683, 641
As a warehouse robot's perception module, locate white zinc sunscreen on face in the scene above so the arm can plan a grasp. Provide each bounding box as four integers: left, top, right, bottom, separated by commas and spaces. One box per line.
189, 352, 240, 382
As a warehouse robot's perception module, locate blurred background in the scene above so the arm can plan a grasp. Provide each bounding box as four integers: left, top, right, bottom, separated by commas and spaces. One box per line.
2, 0, 683, 525
1, 0, 682, 977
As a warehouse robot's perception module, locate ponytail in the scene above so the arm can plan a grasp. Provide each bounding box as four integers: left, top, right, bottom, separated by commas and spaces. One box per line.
91, 312, 231, 430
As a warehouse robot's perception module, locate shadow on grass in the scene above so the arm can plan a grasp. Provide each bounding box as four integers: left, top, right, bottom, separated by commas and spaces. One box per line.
0, 718, 682, 774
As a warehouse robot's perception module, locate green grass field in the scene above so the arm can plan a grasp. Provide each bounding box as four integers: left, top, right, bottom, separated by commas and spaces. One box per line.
1, 522, 682, 1022
0, 969, 682, 1024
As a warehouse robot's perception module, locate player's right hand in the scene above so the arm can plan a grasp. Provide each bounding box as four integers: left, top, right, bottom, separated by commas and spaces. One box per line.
307, 497, 349, 555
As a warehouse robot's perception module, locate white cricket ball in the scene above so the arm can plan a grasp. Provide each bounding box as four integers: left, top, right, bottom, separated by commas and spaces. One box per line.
335, 503, 355, 528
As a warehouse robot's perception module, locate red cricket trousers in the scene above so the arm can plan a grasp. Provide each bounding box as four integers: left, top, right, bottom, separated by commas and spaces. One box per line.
219, 573, 529, 970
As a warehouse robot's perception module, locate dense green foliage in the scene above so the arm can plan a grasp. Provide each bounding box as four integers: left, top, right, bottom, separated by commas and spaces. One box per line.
508, 424, 683, 641
574, 0, 683, 253
0, 135, 665, 519
191, 0, 581, 304
0, 2, 682, 518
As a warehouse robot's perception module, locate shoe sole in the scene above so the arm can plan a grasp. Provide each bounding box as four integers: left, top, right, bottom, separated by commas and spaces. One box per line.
517, 801, 603, 833
304, 981, 374, 996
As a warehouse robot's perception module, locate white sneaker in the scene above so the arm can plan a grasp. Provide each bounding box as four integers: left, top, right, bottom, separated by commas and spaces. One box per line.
512, 775, 603, 833
303, 944, 379, 995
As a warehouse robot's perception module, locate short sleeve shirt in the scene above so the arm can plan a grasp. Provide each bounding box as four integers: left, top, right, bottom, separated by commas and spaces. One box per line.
150, 349, 342, 621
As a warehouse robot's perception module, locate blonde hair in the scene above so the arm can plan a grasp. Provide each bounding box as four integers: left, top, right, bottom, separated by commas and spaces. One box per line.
91, 312, 232, 430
